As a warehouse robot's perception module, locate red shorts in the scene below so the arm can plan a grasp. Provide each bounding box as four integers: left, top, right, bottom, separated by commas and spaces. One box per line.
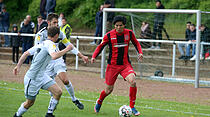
105, 64, 136, 85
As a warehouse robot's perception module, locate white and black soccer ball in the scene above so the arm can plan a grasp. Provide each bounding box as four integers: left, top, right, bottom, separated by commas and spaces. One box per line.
119, 105, 132, 117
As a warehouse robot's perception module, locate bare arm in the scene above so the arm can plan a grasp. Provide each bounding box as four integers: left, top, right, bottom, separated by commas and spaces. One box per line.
50, 44, 73, 60
13, 51, 30, 75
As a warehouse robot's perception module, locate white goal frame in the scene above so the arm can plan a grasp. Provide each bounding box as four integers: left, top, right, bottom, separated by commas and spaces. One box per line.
101, 8, 201, 88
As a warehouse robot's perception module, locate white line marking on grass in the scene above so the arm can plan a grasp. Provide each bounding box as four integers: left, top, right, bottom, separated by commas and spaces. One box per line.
1, 86, 210, 116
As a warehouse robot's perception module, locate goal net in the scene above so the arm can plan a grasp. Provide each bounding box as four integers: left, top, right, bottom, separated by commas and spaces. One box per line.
101, 8, 210, 88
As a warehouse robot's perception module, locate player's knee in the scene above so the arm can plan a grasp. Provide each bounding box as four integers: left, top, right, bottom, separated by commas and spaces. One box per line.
63, 79, 69, 85
129, 78, 136, 87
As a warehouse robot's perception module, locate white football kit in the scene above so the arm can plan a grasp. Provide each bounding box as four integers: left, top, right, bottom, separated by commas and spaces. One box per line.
24, 40, 57, 100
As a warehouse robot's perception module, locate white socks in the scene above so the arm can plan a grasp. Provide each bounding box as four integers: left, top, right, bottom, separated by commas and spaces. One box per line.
65, 80, 77, 102
16, 103, 28, 116
48, 97, 58, 113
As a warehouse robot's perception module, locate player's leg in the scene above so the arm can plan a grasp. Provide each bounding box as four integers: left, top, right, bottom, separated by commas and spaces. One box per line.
121, 64, 140, 116
14, 77, 38, 117
55, 63, 84, 110
14, 99, 35, 117
45, 83, 62, 117
125, 73, 140, 116
94, 64, 119, 113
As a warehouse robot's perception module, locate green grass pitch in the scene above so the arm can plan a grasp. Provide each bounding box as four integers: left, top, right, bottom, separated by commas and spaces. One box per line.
0, 81, 210, 117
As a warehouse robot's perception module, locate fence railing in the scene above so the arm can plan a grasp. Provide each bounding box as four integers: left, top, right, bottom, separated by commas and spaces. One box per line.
1, 32, 210, 88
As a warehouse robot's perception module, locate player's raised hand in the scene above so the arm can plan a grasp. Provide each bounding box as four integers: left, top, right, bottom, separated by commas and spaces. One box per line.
91, 58, 96, 64
82, 55, 89, 64
13, 66, 20, 75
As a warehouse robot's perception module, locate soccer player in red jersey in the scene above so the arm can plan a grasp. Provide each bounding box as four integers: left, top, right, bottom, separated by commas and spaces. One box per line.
91, 15, 143, 116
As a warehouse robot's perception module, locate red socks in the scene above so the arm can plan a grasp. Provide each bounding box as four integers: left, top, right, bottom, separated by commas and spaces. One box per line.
129, 87, 137, 108
97, 90, 107, 105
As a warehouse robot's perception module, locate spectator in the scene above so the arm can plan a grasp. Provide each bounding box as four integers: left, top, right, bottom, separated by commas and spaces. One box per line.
90, 5, 103, 45
103, 0, 115, 32
150, 0, 165, 49
11, 24, 20, 63
40, 0, 47, 19
58, 12, 64, 27
178, 21, 191, 60
0, 0, 4, 10
1, 6, 10, 47
36, 16, 44, 33
59, 17, 72, 63
139, 21, 152, 48
18, 19, 34, 64
190, 24, 210, 61
20, 15, 35, 32
45, 0, 56, 17
185, 24, 196, 60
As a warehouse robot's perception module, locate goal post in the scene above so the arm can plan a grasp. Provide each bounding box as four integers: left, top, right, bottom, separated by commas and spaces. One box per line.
101, 8, 201, 88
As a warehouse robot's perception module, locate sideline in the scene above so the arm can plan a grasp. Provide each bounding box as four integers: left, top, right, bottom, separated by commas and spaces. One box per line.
1, 86, 210, 117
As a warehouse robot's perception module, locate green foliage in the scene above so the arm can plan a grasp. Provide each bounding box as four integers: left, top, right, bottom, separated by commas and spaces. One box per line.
6, 0, 210, 29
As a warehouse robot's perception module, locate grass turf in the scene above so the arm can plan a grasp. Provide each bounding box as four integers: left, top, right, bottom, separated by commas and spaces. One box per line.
0, 80, 210, 117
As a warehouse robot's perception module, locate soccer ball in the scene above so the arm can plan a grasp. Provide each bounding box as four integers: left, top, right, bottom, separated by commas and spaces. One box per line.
119, 105, 132, 117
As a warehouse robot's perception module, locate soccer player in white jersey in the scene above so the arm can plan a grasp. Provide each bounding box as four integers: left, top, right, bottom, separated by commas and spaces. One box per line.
35, 13, 88, 110
13, 26, 73, 117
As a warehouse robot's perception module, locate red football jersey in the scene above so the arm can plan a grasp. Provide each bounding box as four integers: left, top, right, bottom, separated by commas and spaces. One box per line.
92, 29, 143, 65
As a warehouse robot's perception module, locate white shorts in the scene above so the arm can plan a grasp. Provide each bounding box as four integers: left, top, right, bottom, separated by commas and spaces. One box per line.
45, 60, 67, 79
24, 74, 56, 100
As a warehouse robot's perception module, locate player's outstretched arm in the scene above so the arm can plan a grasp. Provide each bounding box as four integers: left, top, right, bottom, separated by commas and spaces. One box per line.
51, 44, 73, 60
13, 51, 30, 75
78, 52, 89, 64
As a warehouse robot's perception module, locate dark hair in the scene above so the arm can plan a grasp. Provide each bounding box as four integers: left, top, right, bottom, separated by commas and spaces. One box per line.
156, 0, 161, 3
47, 13, 59, 21
37, 15, 43, 19
62, 17, 67, 21
104, 0, 111, 5
186, 21, 191, 24
48, 26, 60, 37
191, 24, 196, 27
201, 24, 205, 27
113, 15, 126, 25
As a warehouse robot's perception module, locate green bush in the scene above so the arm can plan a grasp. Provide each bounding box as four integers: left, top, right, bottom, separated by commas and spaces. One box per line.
5, 0, 210, 30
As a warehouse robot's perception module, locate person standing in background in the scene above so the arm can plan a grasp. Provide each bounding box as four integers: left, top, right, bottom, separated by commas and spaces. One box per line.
45, 0, 56, 17
11, 24, 20, 63
150, 0, 165, 49
1, 6, 10, 47
103, 0, 115, 32
58, 13, 64, 27
40, 0, 47, 20
59, 17, 72, 63
90, 5, 103, 45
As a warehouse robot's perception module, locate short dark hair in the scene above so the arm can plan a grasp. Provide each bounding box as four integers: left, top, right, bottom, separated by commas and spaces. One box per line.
113, 15, 126, 25
186, 21, 191, 24
47, 13, 59, 21
104, 0, 111, 5
48, 26, 60, 37
191, 24, 196, 27
156, 0, 161, 3
201, 24, 205, 27
62, 17, 67, 21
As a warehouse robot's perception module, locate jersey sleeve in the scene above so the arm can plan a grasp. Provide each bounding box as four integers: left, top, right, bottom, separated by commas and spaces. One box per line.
34, 33, 43, 46
60, 31, 71, 46
46, 41, 57, 55
27, 44, 41, 55
92, 34, 109, 58
130, 31, 143, 55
